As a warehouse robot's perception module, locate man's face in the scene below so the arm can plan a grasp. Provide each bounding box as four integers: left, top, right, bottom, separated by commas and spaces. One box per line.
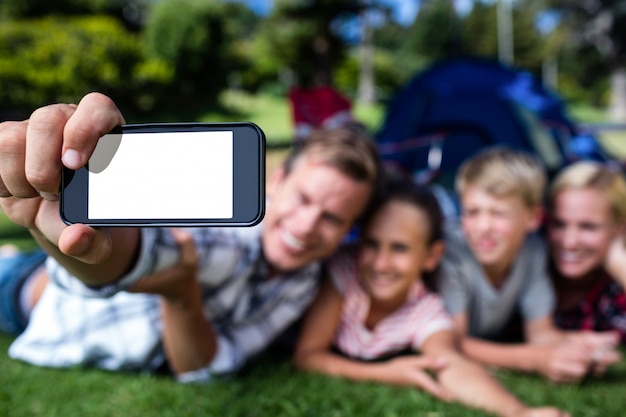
548, 188, 618, 280
461, 186, 540, 278
262, 157, 371, 273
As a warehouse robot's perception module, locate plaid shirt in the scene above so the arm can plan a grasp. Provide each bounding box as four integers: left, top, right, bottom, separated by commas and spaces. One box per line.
554, 274, 626, 346
9, 224, 320, 372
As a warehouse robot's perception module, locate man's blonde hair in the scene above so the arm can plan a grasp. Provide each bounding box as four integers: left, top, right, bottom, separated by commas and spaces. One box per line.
455, 147, 546, 208
283, 125, 384, 224
284, 126, 381, 187
549, 161, 626, 225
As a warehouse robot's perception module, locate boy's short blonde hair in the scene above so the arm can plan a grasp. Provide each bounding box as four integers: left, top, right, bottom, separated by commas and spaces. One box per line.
455, 147, 546, 208
549, 161, 626, 225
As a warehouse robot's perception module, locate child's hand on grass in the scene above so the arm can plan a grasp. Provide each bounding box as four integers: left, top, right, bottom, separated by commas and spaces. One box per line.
383, 355, 451, 401
534, 341, 594, 383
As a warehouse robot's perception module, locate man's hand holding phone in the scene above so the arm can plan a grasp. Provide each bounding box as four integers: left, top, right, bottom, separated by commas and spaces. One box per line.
0, 93, 126, 267
0, 92, 265, 286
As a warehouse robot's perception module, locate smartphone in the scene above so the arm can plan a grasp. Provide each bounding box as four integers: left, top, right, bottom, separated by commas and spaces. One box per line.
60, 122, 265, 227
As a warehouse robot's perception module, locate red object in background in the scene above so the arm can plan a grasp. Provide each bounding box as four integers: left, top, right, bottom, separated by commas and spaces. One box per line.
289, 86, 355, 140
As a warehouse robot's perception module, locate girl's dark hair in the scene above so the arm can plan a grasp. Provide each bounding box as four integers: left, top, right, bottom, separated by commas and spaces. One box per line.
363, 178, 444, 292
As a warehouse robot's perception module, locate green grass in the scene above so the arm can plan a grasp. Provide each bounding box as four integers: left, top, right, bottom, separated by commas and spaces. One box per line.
2, 332, 625, 417
2, 208, 626, 416
0, 214, 36, 250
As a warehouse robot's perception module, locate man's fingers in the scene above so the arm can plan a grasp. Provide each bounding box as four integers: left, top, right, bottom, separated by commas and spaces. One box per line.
168, 228, 199, 266
61, 92, 125, 170
0, 120, 37, 198
32, 200, 112, 265
56, 224, 113, 265
25, 104, 77, 196
129, 229, 198, 295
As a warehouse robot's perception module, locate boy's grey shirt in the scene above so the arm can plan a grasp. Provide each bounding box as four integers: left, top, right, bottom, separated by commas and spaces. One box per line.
439, 223, 556, 340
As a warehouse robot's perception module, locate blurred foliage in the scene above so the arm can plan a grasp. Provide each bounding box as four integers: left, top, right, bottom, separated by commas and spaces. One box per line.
0, 15, 172, 120
463, 1, 544, 74
408, 0, 465, 62
0, 0, 620, 121
262, 0, 365, 87
541, 0, 626, 119
558, 45, 611, 106
0, 0, 112, 17
142, 0, 234, 114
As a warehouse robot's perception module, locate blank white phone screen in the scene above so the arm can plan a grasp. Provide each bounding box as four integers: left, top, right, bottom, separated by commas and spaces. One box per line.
88, 131, 233, 219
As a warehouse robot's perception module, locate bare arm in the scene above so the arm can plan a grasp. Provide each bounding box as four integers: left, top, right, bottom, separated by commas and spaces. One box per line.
421, 331, 568, 417
0, 93, 141, 285
451, 313, 544, 373
455, 313, 613, 383
132, 228, 217, 376
293, 276, 450, 401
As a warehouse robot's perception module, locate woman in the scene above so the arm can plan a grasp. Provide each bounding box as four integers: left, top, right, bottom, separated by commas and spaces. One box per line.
547, 161, 626, 344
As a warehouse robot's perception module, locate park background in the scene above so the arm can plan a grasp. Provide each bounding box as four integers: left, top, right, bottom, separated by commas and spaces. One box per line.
2, 0, 626, 416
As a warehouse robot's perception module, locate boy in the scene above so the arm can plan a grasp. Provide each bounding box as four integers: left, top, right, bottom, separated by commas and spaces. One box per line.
439, 147, 620, 383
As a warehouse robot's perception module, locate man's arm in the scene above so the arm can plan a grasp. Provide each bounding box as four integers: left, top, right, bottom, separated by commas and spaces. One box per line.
134, 229, 217, 376
0, 93, 140, 285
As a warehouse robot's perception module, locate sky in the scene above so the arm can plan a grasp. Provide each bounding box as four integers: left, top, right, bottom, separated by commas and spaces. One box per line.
239, 0, 476, 26
235, 0, 558, 34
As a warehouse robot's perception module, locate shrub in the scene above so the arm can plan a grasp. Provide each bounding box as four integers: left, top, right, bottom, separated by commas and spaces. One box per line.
0, 15, 172, 119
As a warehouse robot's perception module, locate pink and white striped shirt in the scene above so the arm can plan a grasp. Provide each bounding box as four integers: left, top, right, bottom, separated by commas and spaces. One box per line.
329, 249, 454, 360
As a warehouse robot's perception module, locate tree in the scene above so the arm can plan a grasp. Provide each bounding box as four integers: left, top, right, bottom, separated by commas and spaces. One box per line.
545, 0, 626, 120
260, 0, 366, 87
0, 0, 149, 31
463, 1, 545, 74
408, 0, 465, 62
0, 15, 171, 120
143, 0, 234, 109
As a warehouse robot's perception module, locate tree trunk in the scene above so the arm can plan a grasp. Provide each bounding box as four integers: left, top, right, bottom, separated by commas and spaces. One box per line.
357, 15, 375, 104
609, 64, 626, 121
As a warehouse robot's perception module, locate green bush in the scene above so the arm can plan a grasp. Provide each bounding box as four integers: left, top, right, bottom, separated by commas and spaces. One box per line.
143, 0, 232, 104
0, 15, 172, 118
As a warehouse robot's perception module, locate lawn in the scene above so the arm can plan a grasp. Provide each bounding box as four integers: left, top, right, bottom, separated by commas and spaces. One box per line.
2, 199, 626, 417
2, 95, 626, 416
2, 331, 626, 417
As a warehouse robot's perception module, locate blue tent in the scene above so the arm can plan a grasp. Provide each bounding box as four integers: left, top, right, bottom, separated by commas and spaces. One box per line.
375, 58, 613, 187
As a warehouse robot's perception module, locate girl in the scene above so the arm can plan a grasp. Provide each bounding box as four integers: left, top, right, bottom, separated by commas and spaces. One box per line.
294, 179, 567, 417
